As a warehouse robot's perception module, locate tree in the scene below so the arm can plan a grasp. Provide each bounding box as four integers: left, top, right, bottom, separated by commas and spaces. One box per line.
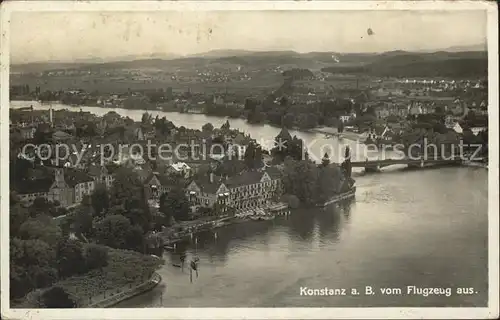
75, 120, 97, 138
84, 244, 109, 270
94, 215, 132, 249
221, 120, 230, 131
162, 187, 190, 222
244, 142, 264, 169
316, 164, 342, 204
10, 238, 58, 299
141, 112, 152, 125
90, 184, 109, 217
338, 119, 344, 133
56, 239, 87, 278
202, 122, 214, 132
10, 203, 29, 237
321, 152, 331, 167
282, 159, 319, 206
214, 158, 247, 176
158, 193, 172, 226
29, 197, 58, 218
18, 216, 62, 246
40, 286, 77, 308
125, 225, 146, 253
73, 208, 94, 238
109, 167, 151, 231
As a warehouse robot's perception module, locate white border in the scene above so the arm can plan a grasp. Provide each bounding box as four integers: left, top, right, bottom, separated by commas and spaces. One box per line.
1, 1, 498, 319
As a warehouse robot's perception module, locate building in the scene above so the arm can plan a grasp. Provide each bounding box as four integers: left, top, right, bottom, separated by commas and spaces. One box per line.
65, 168, 96, 204
143, 172, 178, 200
13, 167, 95, 207
471, 126, 487, 136
186, 167, 282, 213
86, 164, 115, 189
18, 125, 36, 140
167, 162, 192, 178
338, 112, 357, 123
453, 122, 463, 134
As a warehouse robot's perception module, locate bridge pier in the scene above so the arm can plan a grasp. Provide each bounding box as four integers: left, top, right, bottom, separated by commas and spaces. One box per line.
364, 165, 380, 173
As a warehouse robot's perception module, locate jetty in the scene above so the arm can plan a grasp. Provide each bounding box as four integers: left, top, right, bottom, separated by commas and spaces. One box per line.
267, 202, 291, 216
160, 216, 233, 247
317, 187, 357, 207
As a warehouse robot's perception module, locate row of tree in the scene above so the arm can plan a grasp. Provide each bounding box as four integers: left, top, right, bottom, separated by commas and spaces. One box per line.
10, 194, 109, 302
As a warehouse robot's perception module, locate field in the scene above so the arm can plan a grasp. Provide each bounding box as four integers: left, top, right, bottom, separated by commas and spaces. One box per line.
10, 50, 488, 96
10, 72, 285, 95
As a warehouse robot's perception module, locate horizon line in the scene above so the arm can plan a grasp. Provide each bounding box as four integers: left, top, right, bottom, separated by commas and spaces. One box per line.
10, 44, 488, 66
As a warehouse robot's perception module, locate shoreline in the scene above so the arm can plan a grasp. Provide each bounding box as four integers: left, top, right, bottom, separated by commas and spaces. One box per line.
87, 272, 162, 308
10, 99, 337, 135
462, 160, 488, 169
162, 191, 358, 248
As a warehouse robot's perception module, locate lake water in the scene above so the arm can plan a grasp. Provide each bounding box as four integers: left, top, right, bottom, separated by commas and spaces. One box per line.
10, 101, 489, 307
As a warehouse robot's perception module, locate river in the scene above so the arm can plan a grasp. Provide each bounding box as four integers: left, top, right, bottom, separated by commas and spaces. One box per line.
10, 100, 400, 163
10, 101, 489, 307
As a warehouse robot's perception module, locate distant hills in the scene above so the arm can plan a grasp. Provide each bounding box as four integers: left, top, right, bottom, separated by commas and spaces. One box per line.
11, 48, 488, 78
320, 51, 488, 78
420, 43, 487, 53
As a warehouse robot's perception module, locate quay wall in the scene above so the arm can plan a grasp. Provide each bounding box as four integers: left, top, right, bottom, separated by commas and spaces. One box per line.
87, 272, 162, 308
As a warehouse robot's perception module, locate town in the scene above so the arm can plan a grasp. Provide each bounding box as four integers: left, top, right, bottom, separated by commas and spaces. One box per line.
8, 51, 489, 309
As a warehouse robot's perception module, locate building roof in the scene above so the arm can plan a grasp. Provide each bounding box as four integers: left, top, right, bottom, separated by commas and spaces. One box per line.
52, 130, 73, 140
86, 164, 106, 177
192, 177, 221, 194
12, 177, 54, 194
171, 162, 191, 172
265, 166, 282, 180
224, 170, 263, 188
192, 166, 281, 194
64, 168, 95, 187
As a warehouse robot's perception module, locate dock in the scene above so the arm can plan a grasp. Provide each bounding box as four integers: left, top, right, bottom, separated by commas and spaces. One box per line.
317, 187, 356, 207
160, 216, 233, 247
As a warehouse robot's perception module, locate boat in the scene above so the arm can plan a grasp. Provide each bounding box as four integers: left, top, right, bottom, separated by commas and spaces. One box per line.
249, 215, 261, 221
260, 214, 275, 221
249, 208, 276, 221
250, 214, 275, 221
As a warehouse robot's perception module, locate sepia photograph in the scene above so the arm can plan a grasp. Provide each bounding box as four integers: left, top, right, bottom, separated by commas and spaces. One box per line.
1, 1, 498, 319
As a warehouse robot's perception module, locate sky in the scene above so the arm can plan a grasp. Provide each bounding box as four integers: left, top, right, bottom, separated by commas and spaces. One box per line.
10, 10, 487, 64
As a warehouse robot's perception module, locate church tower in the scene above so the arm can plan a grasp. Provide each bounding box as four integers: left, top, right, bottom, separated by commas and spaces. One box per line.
321, 152, 330, 167
341, 146, 352, 178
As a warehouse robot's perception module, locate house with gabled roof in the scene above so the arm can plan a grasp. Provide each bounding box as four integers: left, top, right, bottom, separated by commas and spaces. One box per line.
185, 167, 282, 213
86, 164, 115, 189
13, 166, 95, 207
142, 169, 188, 201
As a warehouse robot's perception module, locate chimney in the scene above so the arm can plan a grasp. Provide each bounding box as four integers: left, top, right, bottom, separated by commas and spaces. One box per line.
49, 105, 53, 127
210, 172, 214, 183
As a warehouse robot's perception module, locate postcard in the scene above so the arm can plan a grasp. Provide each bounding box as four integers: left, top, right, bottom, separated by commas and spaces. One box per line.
1, 1, 498, 319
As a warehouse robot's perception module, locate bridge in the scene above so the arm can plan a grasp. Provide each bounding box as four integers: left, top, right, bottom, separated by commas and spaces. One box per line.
350, 156, 479, 173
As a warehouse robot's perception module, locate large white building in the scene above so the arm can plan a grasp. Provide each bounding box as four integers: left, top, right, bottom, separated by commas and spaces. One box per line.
186, 167, 282, 212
